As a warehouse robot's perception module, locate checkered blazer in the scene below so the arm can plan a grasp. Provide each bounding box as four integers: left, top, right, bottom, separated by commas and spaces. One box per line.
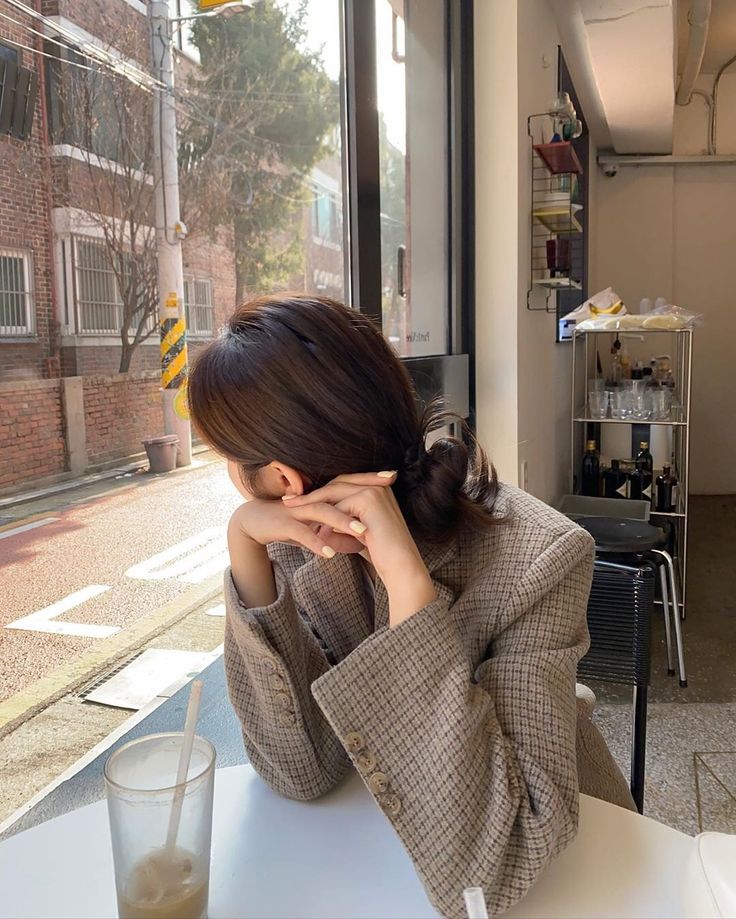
223, 483, 634, 918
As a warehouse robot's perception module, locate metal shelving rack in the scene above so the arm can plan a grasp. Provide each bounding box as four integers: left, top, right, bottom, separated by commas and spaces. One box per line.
570, 327, 694, 616
527, 115, 585, 313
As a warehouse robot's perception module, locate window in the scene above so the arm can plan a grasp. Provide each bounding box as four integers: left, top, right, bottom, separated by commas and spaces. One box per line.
312, 191, 341, 246
75, 237, 125, 333
0, 42, 20, 65
45, 43, 145, 164
74, 236, 156, 336
185, 278, 214, 336
0, 250, 34, 336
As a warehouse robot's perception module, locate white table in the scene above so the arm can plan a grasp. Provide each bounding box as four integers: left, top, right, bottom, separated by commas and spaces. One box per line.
0, 765, 709, 918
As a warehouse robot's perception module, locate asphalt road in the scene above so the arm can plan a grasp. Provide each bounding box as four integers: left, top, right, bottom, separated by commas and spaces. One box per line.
0, 455, 240, 701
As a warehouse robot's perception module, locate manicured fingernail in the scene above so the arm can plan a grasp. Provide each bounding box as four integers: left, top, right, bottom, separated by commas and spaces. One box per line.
282, 494, 297, 500
349, 520, 367, 534
377, 470, 397, 478
321, 546, 336, 558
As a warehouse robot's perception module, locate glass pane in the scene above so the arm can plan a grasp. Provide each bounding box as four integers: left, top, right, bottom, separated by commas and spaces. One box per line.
184, 0, 347, 306
376, 0, 449, 357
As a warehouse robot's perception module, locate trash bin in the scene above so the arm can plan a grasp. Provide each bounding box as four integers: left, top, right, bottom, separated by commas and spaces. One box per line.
142, 435, 179, 474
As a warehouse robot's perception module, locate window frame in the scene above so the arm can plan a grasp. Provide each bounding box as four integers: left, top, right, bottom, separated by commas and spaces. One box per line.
0, 249, 35, 338
184, 276, 215, 338
72, 235, 156, 338
0, 41, 21, 67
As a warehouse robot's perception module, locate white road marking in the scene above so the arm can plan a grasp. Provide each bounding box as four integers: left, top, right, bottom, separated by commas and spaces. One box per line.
126, 528, 228, 583
204, 604, 226, 617
0, 517, 60, 541
6, 585, 119, 638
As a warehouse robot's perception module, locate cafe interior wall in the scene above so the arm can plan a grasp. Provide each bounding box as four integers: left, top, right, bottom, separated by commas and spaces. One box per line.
475, 0, 582, 505
591, 72, 736, 494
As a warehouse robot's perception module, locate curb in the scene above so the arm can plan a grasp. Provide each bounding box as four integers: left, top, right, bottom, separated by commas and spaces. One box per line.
0, 575, 223, 739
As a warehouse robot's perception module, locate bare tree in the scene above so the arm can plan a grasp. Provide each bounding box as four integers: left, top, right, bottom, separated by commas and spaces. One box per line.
49, 33, 160, 373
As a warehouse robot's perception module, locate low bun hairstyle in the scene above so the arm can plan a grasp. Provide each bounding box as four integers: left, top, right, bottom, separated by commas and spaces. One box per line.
188, 293, 500, 545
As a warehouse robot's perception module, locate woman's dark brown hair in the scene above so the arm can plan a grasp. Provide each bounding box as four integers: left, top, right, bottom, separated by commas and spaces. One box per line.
188, 293, 499, 544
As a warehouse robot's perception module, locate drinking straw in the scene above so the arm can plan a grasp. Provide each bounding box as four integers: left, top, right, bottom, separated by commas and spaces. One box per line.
463, 886, 489, 919
166, 679, 203, 849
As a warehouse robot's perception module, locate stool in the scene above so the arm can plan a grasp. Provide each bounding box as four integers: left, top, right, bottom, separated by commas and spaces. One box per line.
577, 517, 687, 688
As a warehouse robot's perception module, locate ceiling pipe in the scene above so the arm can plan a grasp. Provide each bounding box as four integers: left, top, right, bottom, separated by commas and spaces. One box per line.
676, 0, 711, 106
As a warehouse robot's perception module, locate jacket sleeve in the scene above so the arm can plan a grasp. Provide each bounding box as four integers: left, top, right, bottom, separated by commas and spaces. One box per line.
222, 553, 351, 800
310, 527, 595, 919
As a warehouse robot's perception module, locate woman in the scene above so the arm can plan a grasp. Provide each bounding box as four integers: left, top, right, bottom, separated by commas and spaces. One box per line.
188, 293, 633, 919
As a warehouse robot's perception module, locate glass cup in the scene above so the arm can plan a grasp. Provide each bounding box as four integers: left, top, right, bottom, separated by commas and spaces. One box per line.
105, 733, 216, 919
588, 390, 609, 419
631, 389, 653, 421
651, 388, 671, 421
608, 388, 631, 420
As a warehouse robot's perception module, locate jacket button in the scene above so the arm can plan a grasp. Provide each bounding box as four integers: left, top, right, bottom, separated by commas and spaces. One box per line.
368, 771, 389, 794
274, 692, 292, 710
356, 750, 377, 774
269, 673, 286, 691
378, 793, 402, 817
344, 732, 365, 753
278, 710, 296, 727
261, 656, 278, 672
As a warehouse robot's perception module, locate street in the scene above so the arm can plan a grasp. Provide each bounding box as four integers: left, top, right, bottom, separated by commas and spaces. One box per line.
0, 454, 240, 703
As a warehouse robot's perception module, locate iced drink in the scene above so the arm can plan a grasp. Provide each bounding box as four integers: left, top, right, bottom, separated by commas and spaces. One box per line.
117, 846, 208, 919
105, 733, 215, 919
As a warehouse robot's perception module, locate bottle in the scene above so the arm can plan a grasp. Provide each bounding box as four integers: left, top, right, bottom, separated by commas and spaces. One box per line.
620, 343, 631, 380
603, 459, 629, 499
645, 358, 659, 388
630, 441, 653, 503
658, 356, 675, 390
581, 440, 600, 497
655, 465, 678, 513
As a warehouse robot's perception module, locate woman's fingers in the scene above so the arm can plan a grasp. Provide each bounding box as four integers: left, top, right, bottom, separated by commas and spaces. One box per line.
288, 502, 367, 539
283, 476, 394, 509
288, 521, 339, 558
331, 471, 397, 485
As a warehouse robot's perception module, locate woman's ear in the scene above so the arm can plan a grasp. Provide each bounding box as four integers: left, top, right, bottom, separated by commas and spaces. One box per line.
267, 461, 307, 499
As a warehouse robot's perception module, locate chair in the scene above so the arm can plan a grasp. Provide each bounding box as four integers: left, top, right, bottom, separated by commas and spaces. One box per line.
578, 516, 686, 688
579, 558, 656, 813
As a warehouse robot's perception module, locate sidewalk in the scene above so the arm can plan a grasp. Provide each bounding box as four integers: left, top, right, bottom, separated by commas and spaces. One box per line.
0, 585, 225, 830
0, 443, 216, 523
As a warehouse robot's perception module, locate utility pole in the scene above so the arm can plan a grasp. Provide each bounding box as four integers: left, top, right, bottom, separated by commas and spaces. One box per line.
149, 0, 192, 467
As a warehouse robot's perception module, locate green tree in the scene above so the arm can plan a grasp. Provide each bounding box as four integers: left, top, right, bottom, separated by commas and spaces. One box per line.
181, 0, 338, 301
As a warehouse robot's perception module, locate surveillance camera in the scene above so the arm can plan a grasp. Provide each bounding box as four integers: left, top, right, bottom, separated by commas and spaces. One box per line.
602, 163, 618, 178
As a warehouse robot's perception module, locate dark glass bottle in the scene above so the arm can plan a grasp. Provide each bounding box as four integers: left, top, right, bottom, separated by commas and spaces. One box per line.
603, 459, 629, 498
581, 439, 600, 497
655, 465, 678, 512
630, 441, 653, 502
636, 441, 653, 474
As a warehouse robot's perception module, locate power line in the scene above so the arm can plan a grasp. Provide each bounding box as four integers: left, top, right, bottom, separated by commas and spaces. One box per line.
3, 0, 162, 90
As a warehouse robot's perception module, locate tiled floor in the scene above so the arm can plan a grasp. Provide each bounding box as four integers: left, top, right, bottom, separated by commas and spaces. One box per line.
589, 495, 736, 834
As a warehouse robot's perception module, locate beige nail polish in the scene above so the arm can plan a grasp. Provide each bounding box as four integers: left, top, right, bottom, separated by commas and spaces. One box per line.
377, 470, 397, 478
322, 546, 336, 558
282, 494, 296, 500
349, 520, 367, 534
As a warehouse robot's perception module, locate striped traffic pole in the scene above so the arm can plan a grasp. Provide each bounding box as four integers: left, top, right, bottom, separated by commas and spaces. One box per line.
159, 290, 192, 466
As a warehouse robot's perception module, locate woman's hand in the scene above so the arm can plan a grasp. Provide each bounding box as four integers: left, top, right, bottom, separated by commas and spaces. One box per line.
283, 478, 437, 626
232, 472, 398, 559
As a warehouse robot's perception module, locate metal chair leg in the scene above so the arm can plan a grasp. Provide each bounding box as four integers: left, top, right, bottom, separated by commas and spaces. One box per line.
658, 563, 675, 676
631, 685, 647, 813
654, 549, 687, 688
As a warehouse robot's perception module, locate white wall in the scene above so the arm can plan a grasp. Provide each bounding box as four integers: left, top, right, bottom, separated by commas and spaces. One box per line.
593, 74, 736, 494
475, 0, 575, 505
474, 0, 519, 486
